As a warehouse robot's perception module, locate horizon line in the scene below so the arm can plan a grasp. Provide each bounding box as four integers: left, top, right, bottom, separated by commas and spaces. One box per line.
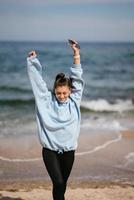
0, 40, 134, 43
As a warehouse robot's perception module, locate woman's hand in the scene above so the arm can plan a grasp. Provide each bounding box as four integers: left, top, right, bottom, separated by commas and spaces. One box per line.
28, 51, 37, 58
72, 44, 80, 55
69, 39, 80, 55
68, 39, 80, 64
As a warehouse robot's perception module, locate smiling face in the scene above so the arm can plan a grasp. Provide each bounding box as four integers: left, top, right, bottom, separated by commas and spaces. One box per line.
55, 86, 71, 103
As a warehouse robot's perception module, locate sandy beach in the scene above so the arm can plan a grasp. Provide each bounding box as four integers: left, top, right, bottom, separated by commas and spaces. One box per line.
0, 180, 134, 200
0, 129, 134, 199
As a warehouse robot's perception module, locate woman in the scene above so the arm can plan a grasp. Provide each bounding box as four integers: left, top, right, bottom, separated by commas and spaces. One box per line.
27, 40, 84, 200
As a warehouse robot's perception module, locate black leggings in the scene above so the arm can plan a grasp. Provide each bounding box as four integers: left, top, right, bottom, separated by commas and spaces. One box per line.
42, 147, 75, 200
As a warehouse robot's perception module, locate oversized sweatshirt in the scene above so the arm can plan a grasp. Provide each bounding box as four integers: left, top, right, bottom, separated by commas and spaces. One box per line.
27, 56, 84, 153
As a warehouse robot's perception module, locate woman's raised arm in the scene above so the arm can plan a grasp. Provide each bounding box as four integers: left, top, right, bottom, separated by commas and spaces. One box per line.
27, 51, 51, 104
69, 40, 84, 105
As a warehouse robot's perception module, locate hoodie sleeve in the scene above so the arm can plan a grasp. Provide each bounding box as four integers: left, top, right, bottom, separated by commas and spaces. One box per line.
27, 56, 51, 104
70, 63, 84, 105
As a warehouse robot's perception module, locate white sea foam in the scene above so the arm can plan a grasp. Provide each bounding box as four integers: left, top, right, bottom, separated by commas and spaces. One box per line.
0, 133, 122, 162
81, 118, 125, 131
115, 152, 134, 171
81, 99, 134, 113
124, 152, 134, 167
0, 156, 41, 162
76, 132, 122, 156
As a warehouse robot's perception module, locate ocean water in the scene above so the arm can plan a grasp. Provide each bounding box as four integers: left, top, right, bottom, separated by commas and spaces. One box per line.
0, 41, 134, 136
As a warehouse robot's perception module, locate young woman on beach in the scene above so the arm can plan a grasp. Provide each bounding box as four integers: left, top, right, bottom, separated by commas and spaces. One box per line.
27, 40, 84, 200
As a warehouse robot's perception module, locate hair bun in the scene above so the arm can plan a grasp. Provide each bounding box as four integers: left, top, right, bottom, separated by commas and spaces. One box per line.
55, 73, 65, 81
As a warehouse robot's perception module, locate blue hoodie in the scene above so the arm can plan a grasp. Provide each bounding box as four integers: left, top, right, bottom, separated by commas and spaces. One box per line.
27, 56, 84, 153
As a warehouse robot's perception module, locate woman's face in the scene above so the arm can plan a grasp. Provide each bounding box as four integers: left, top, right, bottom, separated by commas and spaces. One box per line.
55, 86, 71, 103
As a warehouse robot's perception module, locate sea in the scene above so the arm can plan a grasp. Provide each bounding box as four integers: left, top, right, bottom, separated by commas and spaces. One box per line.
0, 41, 134, 183
0, 41, 134, 136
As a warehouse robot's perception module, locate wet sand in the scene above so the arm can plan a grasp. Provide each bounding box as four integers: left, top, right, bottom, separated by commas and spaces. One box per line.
1, 130, 134, 181
0, 130, 134, 199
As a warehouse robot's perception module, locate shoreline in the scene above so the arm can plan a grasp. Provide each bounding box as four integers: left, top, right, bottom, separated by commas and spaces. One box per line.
0, 130, 134, 181
0, 130, 134, 199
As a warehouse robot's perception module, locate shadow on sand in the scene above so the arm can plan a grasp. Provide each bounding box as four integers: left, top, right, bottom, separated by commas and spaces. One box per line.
0, 195, 24, 200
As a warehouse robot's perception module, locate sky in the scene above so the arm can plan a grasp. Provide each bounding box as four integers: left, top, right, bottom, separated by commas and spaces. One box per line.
0, 0, 134, 42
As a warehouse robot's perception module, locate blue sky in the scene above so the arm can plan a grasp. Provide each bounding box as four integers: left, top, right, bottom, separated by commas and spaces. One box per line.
0, 0, 134, 41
